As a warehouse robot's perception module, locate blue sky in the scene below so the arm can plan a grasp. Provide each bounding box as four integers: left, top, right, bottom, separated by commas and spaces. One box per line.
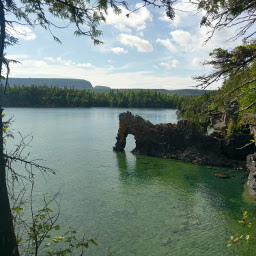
5, 0, 246, 90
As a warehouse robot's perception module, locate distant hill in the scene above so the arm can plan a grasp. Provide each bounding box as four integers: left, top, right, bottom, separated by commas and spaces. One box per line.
156, 89, 212, 96
88, 88, 211, 96
6, 78, 211, 96
129, 89, 211, 96
7, 78, 93, 89
94, 85, 111, 90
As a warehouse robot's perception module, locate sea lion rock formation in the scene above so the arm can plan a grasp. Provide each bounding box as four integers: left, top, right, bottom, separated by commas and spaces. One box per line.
113, 112, 256, 168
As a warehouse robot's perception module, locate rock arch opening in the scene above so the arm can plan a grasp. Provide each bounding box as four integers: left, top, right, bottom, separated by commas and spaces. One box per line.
125, 134, 136, 152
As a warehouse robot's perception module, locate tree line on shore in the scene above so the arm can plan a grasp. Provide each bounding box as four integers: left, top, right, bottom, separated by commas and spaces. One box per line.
3, 82, 255, 136
2, 85, 187, 108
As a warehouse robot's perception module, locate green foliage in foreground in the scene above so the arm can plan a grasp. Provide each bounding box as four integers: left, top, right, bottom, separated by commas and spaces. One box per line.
12, 195, 99, 256
227, 210, 256, 247
226, 119, 243, 137
2, 85, 181, 108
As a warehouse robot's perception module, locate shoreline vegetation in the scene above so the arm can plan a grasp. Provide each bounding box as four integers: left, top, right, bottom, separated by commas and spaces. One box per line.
3, 84, 255, 137
2, 85, 189, 108
3, 84, 255, 140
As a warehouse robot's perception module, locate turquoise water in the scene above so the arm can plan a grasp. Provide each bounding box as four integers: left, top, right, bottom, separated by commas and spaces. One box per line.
4, 107, 256, 256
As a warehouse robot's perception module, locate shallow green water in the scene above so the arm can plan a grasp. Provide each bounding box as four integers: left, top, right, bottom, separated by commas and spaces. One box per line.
5, 107, 256, 256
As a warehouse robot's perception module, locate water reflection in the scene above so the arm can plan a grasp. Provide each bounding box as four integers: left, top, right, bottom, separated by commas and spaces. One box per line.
114, 150, 256, 254
115, 151, 128, 172
115, 150, 253, 217
114, 151, 254, 254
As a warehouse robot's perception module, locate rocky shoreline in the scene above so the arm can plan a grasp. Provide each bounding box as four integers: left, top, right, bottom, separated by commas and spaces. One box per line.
113, 111, 256, 197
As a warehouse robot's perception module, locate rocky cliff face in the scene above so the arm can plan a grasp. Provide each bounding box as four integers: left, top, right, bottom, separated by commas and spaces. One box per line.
114, 112, 256, 168
249, 123, 256, 143
247, 155, 256, 198
209, 101, 240, 138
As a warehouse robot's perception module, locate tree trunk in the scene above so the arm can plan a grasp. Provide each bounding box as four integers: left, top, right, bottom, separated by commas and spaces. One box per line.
0, 110, 19, 256
0, 1, 19, 255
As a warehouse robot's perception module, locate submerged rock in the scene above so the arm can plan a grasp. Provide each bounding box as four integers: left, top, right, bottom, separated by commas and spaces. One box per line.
113, 112, 256, 168
214, 173, 230, 179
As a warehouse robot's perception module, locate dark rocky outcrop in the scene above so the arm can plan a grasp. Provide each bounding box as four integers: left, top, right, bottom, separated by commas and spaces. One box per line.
248, 116, 256, 143
113, 112, 256, 168
250, 125, 256, 141
247, 154, 256, 198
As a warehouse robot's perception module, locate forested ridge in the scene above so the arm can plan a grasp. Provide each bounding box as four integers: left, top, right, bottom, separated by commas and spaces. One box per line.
6, 78, 211, 96
7, 78, 93, 89
2, 85, 187, 108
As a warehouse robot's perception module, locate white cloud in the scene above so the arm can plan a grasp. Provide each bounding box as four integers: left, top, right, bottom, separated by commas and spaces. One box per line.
137, 31, 144, 37
113, 24, 132, 33
170, 30, 192, 46
6, 54, 29, 60
106, 3, 152, 32
172, 59, 179, 67
159, 59, 179, 69
170, 25, 239, 55
42, 57, 95, 68
44, 57, 54, 61
107, 66, 115, 71
120, 34, 153, 53
6, 25, 36, 40
56, 57, 75, 66
160, 62, 171, 69
21, 60, 47, 67
173, 0, 197, 13
111, 47, 128, 54
199, 26, 239, 51
156, 38, 177, 53
191, 58, 202, 69
77, 63, 95, 68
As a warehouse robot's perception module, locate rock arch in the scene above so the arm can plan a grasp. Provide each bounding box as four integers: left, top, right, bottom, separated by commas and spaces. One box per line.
113, 111, 255, 168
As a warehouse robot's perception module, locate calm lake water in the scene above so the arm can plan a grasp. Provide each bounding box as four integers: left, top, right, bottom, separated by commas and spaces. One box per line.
4, 107, 256, 256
